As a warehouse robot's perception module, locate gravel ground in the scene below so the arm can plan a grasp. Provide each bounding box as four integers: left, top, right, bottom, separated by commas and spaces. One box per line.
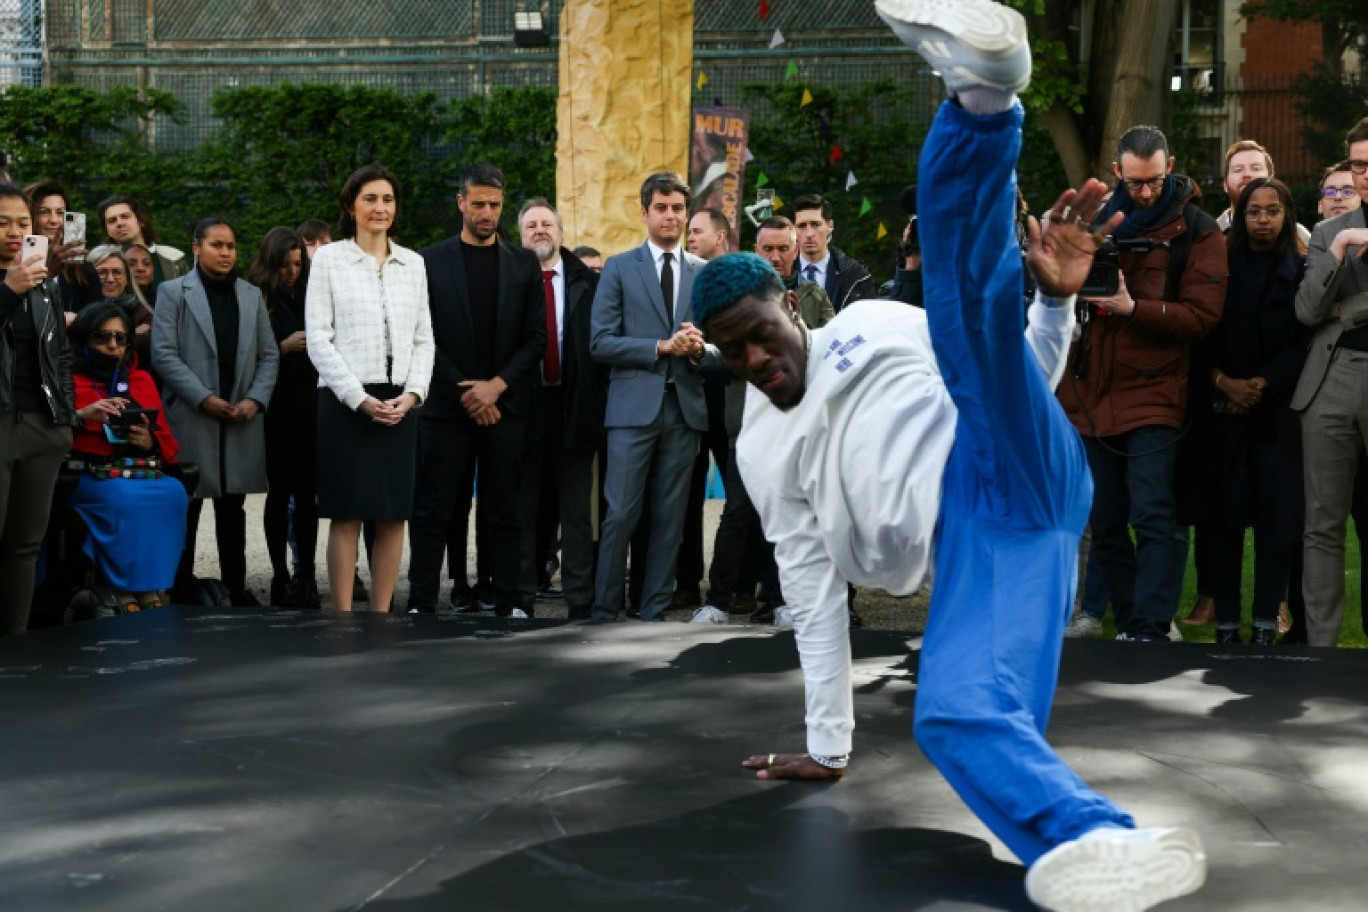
204, 497, 933, 633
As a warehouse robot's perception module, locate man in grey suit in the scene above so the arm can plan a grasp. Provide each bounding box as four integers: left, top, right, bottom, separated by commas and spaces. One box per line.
1292, 116, 1368, 646
589, 171, 718, 622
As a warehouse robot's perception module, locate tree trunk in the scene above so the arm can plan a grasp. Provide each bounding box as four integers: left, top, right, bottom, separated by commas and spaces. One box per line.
1088, 0, 1180, 179
1041, 102, 1094, 187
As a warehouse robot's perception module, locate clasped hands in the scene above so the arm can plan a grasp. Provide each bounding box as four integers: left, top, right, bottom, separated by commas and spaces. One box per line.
201, 395, 262, 423
1216, 373, 1266, 414
458, 378, 505, 426
659, 323, 705, 360
359, 392, 419, 426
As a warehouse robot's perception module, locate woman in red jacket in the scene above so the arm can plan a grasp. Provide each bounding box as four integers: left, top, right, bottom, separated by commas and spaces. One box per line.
68, 302, 188, 610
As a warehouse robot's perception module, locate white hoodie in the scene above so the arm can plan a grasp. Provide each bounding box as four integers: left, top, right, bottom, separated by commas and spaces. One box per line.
737, 294, 1075, 756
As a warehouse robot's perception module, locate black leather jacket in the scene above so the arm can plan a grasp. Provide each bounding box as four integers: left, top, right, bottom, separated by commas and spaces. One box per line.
0, 279, 78, 426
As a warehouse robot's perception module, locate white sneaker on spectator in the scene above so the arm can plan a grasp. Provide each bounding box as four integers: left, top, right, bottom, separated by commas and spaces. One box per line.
690, 605, 729, 625
773, 605, 795, 630
1063, 611, 1104, 639
874, 0, 1031, 95
1025, 826, 1206, 912
509, 608, 529, 619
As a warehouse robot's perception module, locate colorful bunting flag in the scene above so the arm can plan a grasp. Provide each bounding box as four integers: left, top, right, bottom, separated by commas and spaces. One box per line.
829, 144, 843, 165
859, 197, 872, 217
697, 71, 708, 90
760, 0, 771, 19
770, 28, 785, 49
785, 59, 799, 80
745, 148, 755, 163
800, 88, 814, 107
845, 171, 858, 191
755, 172, 770, 188
774, 194, 784, 210
876, 221, 888, 240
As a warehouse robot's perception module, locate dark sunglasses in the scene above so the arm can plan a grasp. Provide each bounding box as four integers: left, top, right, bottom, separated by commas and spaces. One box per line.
91, 330, 129, 345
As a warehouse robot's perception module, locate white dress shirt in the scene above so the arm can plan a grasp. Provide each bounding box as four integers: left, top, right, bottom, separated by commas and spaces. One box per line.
646, 239, 683, 309
737, 294, 1076, 757
798, 252, 830, 289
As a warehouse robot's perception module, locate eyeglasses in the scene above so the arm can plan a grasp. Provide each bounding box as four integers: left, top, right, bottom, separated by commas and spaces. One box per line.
1120, 176, 1166, 194
1245, 206, 1284, 221
1323, 186, 1358, 199
1349, 161, 1368, 175
91, 330, 129, 345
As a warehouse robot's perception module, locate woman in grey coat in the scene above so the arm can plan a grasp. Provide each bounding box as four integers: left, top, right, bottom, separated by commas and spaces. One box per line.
152, 217, 279, 605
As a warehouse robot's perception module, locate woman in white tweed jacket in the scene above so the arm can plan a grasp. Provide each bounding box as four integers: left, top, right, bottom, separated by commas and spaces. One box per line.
307, 164, 434, 611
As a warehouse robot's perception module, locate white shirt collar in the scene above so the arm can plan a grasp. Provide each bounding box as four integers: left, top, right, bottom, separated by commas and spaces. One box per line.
800, 252, 831, 274
647, 239, 681, 265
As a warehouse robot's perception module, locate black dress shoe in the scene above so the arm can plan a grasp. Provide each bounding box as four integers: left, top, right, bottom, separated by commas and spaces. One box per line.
749, 604, 776, 625
295, 576, 322, 609
270, 575, 292, 607
537, 586, 563, 600
1215, 627, 1242, 645
229, 589, 262, 608
669, 589, 703, 611
1250, 626, 1278, 646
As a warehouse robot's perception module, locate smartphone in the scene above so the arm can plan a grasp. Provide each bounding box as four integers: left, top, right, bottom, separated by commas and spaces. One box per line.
108, 405, 159, 432
22, 234, 49, 265
63, 212, 87, 261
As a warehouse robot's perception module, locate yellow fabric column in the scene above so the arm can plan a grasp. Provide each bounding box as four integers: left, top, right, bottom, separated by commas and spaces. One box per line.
556, 0, 694, 256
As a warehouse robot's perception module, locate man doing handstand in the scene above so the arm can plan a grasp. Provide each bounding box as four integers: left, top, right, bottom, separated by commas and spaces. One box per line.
689, 2, 1207, 910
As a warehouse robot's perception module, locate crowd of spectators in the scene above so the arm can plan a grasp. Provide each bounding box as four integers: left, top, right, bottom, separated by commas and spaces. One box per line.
3, 116, 1368, 648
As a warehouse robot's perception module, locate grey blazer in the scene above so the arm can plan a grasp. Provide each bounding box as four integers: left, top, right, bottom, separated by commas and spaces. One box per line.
151, 269, 280, 498
589, 242, 719, 430
1291, 206, 1368, 412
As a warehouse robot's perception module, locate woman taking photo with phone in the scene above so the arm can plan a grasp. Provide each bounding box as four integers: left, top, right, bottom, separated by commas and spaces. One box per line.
0, 182, 78, 635
66, 302, 188, 611
24, 180, 98, 313
307, 164, 433, 611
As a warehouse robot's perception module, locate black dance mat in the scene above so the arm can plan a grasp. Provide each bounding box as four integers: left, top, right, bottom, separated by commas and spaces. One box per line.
1, 609, 1365, 911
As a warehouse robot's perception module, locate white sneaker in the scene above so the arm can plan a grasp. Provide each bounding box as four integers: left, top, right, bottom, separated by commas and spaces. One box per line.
689, 605, 729, 625
773, 605, 795, 630
1025, 826, 1206, 912
874, 0, 1031, 95
1063, 611, 1104, 639
508, 608, 529, 619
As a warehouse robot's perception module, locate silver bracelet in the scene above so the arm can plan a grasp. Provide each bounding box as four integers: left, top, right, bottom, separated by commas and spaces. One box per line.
810, 753, 850, 770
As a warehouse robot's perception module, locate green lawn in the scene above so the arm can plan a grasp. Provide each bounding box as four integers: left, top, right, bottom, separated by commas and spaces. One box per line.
1129, 527, 1367, 647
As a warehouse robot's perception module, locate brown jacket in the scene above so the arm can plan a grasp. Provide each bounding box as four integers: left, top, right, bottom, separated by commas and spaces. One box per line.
1059, 176, 1228, 438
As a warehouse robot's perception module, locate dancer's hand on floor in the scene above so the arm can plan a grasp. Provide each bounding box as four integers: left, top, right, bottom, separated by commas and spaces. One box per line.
742, 752, 844, 781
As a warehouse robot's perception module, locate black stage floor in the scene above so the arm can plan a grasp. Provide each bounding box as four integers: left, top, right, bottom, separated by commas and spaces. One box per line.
2, 609, 1364, 911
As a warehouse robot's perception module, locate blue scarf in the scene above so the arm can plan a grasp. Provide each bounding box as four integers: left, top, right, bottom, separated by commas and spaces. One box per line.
1101, 176, 1179, 240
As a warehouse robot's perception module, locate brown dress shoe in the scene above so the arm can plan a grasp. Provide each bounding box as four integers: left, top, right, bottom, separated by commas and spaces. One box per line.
1179, 596, 1215, 626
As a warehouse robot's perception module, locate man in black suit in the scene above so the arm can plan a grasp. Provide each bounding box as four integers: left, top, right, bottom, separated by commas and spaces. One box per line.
515, 198, 606, 618
408, 163, 546, 615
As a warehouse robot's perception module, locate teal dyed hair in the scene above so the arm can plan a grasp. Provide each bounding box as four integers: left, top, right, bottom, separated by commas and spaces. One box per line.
692, 252, 786, 328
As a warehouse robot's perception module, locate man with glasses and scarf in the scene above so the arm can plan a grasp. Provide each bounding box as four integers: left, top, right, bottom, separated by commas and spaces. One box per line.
1057, 125, 1228, 642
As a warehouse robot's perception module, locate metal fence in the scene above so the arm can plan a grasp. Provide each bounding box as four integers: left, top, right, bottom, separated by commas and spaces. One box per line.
31, 0, 919, 148
0, 0, 42, 87
3, 0, 1336, 183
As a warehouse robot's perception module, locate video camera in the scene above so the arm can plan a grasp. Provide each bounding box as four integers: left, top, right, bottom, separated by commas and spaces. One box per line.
1080, 236, 1167, 298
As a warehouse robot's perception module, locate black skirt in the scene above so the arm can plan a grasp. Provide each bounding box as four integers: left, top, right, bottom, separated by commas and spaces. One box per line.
316, 383, 416, 520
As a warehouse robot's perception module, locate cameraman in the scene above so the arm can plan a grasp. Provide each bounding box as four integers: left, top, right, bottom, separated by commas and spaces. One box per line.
1059, 125, 1227, 642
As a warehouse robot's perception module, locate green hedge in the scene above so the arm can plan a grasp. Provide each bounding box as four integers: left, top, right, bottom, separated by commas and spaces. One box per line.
1, 80, 1067, 280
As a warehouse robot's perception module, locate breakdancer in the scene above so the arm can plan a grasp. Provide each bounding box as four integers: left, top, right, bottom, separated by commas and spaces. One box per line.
689, 2, 1207, 909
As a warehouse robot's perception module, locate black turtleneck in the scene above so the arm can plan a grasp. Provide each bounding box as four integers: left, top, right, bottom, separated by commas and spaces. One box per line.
199, 266, 239, 396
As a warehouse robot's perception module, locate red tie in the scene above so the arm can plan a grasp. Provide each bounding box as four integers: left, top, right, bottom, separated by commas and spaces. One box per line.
542, 269, 560, 385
